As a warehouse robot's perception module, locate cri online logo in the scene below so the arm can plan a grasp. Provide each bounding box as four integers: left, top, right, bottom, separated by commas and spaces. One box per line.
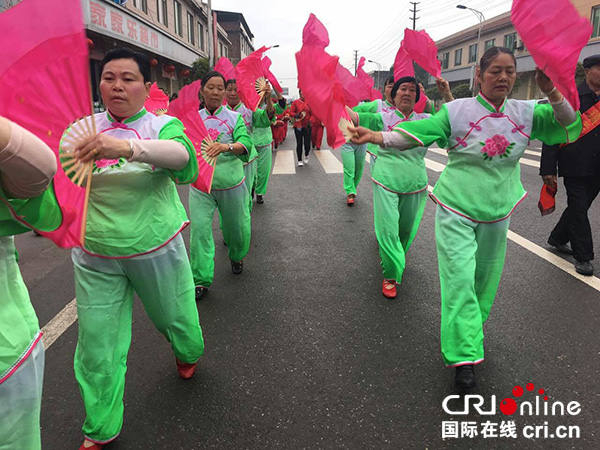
443, 383, 582, 416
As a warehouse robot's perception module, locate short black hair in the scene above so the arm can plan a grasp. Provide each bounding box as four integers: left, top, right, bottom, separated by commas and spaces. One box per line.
391, 76, 420, 104
479, 46, 516, 73
384, 76, 395, 86
201, 71, 226, 88
100, 48, 151, 83
225, 79, 237, 88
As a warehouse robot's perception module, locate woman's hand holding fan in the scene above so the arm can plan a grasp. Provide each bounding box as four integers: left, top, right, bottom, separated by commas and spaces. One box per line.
72, 133, 131, 163
203, 140, 229, 158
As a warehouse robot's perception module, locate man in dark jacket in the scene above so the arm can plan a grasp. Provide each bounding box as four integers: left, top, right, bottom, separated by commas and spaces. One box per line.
540, 55, 600, 276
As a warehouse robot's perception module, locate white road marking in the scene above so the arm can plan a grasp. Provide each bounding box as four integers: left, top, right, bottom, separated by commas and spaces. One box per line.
272, 150, 296, 174
313, 150, 344, 173
365, 153, 371, 164
525, 150, 541, 157
425, 158, 445, 173
42, 298, 77, 349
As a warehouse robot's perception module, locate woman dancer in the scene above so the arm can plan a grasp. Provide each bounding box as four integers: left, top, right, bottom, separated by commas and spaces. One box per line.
0, 116, 59, 450
66, 48, 204, 449
350, 47, 581, 392
190, 71, 253, 300
289, 90, 311, 166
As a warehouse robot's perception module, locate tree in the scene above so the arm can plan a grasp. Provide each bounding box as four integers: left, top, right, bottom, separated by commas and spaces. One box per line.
453, 84, 472, 98
425, 86, 441, 101
188, 57, 210, 85
575, 62, 585, 86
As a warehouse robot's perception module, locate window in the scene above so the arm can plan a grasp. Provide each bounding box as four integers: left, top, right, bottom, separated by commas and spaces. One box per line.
156, 0, 167, 26
219, 42, 223, 57
187, 12, 194, 45
454, 48, 462, 66
441, 52, 449, 70
133, 0, 147, 13
174, 1, 182, 36
484, 39, 495, 50
504, 33, 517, 50
593, 6, 600, 37
198, 22, 205, 50
468, 43, 478, 64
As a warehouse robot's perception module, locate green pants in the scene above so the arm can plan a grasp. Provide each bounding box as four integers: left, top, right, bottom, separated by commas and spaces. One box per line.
435, 204, 509, 367
0, 343, 44, 450
373, 184, 427, 282
189, 183, 251, 287
72, 234, 204, 443
341, 143, 367, 195
255, 143, 273, 196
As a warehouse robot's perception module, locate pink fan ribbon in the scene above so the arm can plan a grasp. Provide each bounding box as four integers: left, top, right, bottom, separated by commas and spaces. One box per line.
213, 57, 236, 81
402, 29, 442, 78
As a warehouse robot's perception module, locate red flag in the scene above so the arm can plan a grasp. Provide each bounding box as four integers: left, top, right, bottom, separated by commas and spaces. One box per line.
235, 53, 265, 111
262, 56, 283, 94
356, 57, 383, 101
166, 80, 215, 193
394, 45, 414, 81
0, 0, 92, 248
512, 0, 591, 111
213, 57, 236, 81
144, 83, 169, 115
402, 29, 442, 78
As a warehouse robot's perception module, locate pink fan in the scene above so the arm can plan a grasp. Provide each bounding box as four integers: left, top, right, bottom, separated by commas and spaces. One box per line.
335, 63, 368, 107
402, 29, 442, 78
0, 0, 95, 247
214, 57, 236, 81
356, 57, 383, 101
302, 13, 330, 49
394, 45, 415, 81
145, 83, 169, 115
512, 0, 591, 111
262, 56, 283, 94
166, 80, 216, 193
235, 52, 267, 111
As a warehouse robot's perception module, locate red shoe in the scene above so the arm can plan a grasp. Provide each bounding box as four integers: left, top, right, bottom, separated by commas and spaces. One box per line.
347, 194, 355, 206
79, 441, 104, 450
382, 279, 397, 298
176, 358, 197, 379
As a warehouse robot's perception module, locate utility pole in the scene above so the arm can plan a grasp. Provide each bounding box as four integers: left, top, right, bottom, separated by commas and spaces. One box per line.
353, 50, 359, 75
207, 0, 214, 67
410, 2, 420, 30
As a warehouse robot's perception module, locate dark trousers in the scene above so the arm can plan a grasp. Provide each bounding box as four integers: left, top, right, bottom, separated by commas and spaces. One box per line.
294, 126, 311, 161
549, 175, 600, 261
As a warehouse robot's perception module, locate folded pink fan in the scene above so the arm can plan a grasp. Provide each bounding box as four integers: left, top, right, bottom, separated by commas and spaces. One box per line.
214, 57, 236, 81
402, 29, 442, 78
166, 80, 216, 193
0, 0, 94, 248
356, 57, 383, 101
512, 0, 591, 111
145, 83, 169, 115
235, 52, 267, 111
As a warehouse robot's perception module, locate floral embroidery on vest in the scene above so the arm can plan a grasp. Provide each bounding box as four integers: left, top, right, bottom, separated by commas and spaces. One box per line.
479, 134, 515, 160
208, 128, 222, 142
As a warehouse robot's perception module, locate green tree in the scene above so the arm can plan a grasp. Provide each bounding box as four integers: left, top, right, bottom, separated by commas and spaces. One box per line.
453, 83, 472, 98
425, 86, 442, 101
575, 62, 585, 86
188, 57, 210, 85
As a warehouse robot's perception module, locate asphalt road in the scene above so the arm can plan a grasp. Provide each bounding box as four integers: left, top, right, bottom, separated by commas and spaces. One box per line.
15, 129, 600, 449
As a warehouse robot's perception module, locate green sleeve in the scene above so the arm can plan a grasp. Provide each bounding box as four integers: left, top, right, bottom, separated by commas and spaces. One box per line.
252, 109, 274, 128
158, 118, 199, 185
0, 183, 62, 235
353, 100, 378, 113
357, 112, 384, 131
531, 102, 582, 145
233, 114, 253, 163
274, 103, 286, 115
393, 104, 451, 148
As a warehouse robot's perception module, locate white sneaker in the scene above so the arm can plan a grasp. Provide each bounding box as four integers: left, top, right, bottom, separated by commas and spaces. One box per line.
303, 154, 309, 164
298, 160, 304, 167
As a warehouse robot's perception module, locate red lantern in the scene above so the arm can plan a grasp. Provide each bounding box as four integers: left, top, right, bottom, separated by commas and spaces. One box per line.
150, 58, 158, 67
87, 38, 94, 49
163, 64, 175, 73
180, 69, 190, 77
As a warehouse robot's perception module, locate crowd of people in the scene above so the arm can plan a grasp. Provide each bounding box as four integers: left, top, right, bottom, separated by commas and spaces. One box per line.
1, 38, 599, 450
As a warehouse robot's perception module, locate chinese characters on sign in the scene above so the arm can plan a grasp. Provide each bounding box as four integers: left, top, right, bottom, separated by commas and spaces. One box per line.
442, 421, 518, 439
89, 1, 159, 51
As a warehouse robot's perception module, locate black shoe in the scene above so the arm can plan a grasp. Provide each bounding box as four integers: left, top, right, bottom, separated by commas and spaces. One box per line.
231, 260, 243, 274
548, 237, 573, 255
256, 195, 264, 204
195, 286, 208, 301
455, 365, 477, 393
575, 260, 594, 276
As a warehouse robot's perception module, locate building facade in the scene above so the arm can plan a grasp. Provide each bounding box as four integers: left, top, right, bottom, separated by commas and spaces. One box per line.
434, 0, 600, 100
214, 10, 255, 65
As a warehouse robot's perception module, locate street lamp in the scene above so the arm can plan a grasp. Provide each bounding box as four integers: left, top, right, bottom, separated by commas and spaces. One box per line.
456, 4, 485, 96
368, 59, 382, 92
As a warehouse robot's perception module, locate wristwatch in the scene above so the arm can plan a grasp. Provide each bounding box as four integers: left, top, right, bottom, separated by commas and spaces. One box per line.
228, 143, 234, 152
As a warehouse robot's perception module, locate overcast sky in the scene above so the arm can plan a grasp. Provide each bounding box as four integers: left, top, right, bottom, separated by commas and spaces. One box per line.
213, 0, 513, 97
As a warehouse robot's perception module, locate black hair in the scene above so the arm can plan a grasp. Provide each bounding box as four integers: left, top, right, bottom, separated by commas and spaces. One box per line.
225, 79, 237, 88
201, 71, 226, 88
391, 76, 420, 104
384, 76, 395, 86
100, 48, 151, 83
479, 46, 516, 73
